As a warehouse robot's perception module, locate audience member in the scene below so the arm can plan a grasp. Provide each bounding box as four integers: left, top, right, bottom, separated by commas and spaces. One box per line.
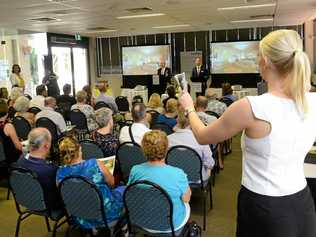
0, 87, 8, 100
82, 85, 94, 106
0, 99, 22, 163
195, 96, 217, 125
221, 83, 237, 102
35, 97, 67, 135
93, 108, 119, 157
128, 130, 191, 231
95, 82, 118, 113
205, 88, 227, 116
57, 84, 76, 106
157, 98, 178, 129
147, 93, 164, 114
71, 90, 98, 131
13, 96, 34, 126
30, 84, 47, 109
168, 107, 214, 181
120, 103, 150, 145
162, 85, 177, 108
17, 128, 62, 209
7, 87, 22, 120
10, 64, 25, 91
42, 72, 60, 98
57, 137, 124, 229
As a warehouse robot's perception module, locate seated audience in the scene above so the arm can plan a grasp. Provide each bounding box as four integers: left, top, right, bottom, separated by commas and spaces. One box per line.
57, 137, 124, 229
17, 128, 62, 209
13, 96, 34, 126
93, 108, 119, 157
0, 99, 22, 163
162, 85, 178, 108
95, 82, 118, 113
221, 83, 237, 102
71, 90, 98, 131
205, 88, 227, 116
120, 103, 150, 145
168, 107, 214, 181
35, 97, 67, 135
57, 84, 76, 106
7, 87, 23, 120
147, 93, 164, 114
82, 85, 94, 106
0, 87, 9, 100
30, 84, 47, 109
128, 130, 191, 231
157, 99, 178, 129
195, 96, 217, 125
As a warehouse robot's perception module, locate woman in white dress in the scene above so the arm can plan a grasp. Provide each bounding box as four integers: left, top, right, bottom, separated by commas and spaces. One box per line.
10, 64, 25, 91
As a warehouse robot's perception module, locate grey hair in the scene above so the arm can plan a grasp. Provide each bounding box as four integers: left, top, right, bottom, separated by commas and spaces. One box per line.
95, 107, 113, 128
10, 87, 22, 101
13, 96, 30, 112
27, 128, 50, 150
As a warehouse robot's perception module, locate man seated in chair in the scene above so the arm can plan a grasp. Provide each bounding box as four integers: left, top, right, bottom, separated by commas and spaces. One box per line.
95, 81, 118, 113
35, 97, 67, 135
195, 96, 217, 125
128, 130, 191, 232
17, 128, 62, 210
168, 107, 214, 182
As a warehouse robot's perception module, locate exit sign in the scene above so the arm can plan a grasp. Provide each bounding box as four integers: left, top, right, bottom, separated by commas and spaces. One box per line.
75, 33, 81, 41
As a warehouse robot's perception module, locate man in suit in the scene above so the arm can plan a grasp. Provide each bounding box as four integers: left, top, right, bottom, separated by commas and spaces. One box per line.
157, 61, 172, 95
190, 57, 209, 97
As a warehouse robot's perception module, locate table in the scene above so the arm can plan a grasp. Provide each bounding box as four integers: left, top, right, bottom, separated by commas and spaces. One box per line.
305, 153, 316, 207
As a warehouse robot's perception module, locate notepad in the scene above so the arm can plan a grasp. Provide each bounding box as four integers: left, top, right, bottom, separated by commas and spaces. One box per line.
98, 156, 116, 175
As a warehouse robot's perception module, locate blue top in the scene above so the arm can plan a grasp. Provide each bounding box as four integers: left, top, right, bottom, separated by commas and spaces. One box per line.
223, 94, 237, 102
17, 155, 62, 210
157, 114, 177, 128
56, 159, 124, 229
128, 162, 189, 229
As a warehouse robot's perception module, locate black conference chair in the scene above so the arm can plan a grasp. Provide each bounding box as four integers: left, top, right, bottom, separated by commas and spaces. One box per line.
166, 145, 213, 230
116, 142, 146, 183
57, 101, 72, 122
0, 141, 10, 200
9, 167, 67, 237
124, 180, 188, 237
115, 96, 129, 113
80, 140, 105, 160
36, 117, 59, 143
12, 116, 32, 140
28, 107, 41, 115
69, 109, 89, 141
95, 101, 111, 110
152, 122, 174, 135
59, 175, 123, 236
205, 111, 220, 119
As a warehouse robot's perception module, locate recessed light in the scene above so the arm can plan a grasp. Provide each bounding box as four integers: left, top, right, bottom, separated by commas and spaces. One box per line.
218, 3, 276, 11
84, 30, 118, 34
116, 13, 165, 19
152, 24, 190, 29
231, 18, 274, 23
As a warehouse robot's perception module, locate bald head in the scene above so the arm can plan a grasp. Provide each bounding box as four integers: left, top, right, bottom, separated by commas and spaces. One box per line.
205, 88, 217, 100
45, 97, 57, 108
28, 128, 52, 152
196, 96, 208, 111
131, 103, 146, 123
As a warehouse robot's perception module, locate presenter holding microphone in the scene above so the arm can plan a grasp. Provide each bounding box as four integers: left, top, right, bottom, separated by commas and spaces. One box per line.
190, 57, 209, 97
180, 30, 316, 237
157, 60, 172, 95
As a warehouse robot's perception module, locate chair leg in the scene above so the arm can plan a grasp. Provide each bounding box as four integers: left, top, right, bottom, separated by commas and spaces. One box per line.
15, 215, 22, 237
45, 217, 51, 232
52, 220, 59, 237
6, 187, 10, 200
203, 190, 207, 231
209, 184, 213, 210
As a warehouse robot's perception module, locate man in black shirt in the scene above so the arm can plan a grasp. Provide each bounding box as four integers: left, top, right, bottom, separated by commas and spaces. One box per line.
56, 84, 76, 120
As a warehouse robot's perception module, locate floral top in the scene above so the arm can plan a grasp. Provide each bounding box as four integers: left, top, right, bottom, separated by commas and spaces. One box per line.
56, 159, 124, 229
71, 103, 98, 131
93, 131, 119, 157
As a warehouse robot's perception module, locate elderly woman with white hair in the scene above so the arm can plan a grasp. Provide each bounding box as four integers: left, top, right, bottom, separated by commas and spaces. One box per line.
13, 96, 34, 126
92, 107, 119, 157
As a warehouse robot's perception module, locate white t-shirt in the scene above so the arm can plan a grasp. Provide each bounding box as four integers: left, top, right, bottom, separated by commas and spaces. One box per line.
119, 123, 151, 145
241, 93, 316, 196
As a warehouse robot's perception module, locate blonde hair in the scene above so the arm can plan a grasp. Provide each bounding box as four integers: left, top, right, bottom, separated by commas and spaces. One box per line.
166, 98, 178, 113
142, 130, 168, 161
148, 93, 162, 108
177, 106, 189, 129
76, 90, 87, 103
260, 29, 311, 115
59, 137, 80, 165
10, 87, 22, 102
14, 96, 30, 112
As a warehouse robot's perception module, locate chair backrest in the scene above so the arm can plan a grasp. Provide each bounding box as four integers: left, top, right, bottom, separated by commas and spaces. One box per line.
151, 122, 173, 135
12, 116, 32, 140
205, 110, 220, 119
166, 145, 203, 184
80, 140, 105, 160
124, 180, 175, 236
115, 96, 129, 112
57, 101, 72, 121
28, 107, 41, 115
70, 109, 89, 130
59, 175, 108, 228
95, 101, 111, 110
36, 117, 59, 142
147, 110, 160, 128
0, 141, 6, 162
9, 167, 47, 212
116, 142, 146, 183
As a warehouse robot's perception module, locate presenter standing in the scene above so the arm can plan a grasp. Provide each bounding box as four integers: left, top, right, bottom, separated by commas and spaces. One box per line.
157, 61, 172, 95
180, 30, 316, 237
10, 64, 25, 91
190, 57, 209, 97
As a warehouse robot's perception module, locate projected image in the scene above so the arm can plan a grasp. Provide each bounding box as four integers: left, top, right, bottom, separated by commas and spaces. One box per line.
122, 45, 171, 75
211, 41, 259, 74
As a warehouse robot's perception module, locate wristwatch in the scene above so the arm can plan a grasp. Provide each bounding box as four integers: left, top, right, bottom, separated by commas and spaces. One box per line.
185, 107, 196, 117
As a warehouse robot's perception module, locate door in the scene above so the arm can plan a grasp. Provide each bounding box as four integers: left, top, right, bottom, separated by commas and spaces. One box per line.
51, 46, 89, 95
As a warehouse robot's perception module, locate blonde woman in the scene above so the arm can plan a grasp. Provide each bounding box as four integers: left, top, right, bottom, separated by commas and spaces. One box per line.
147, 93, 164, 114
180, 30, 316, 236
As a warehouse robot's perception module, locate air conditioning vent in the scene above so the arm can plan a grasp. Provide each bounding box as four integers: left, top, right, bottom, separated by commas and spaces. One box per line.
125, 7, 153, 13
27, 17, 58, 22
40, 9, 82, 15
86, 27, 113, 31
250, 14, 274, 19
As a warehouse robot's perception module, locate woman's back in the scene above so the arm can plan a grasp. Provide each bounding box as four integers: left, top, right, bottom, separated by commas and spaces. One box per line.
242, 93, 316, 196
